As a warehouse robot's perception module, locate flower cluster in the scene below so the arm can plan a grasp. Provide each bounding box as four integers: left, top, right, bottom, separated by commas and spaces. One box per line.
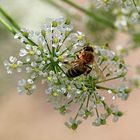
4, 17, 131, 130
92, 0, 140, 30
96, 0, 140, 30
3, 56, 22, 74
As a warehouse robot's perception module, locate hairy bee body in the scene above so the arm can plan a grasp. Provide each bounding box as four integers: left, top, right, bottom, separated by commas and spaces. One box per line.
66, 46, 94, 78
66, 61, 87, 78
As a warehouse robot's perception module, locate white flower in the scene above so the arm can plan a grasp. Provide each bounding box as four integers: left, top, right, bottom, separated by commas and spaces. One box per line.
115, 16, 128, 30
131, 13, 139, 23
3, 56, 22, 74
17, 79, 36, 95
14, 33, 22, 39
4, 17, 130, 129
21, 28, 34, 39
64, 117, 82, 130
19, 45, 40, 57
78, 106, 94, 119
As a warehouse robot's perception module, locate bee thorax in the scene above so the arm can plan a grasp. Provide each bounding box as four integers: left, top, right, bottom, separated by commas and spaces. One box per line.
80, 52, 94, 64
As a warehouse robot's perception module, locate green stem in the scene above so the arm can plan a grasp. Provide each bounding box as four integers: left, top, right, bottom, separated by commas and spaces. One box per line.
96, 85, 113, 91
0, 16, 16, 34
42, 64, 50, 72
57, 33, 70, 52
52, 29, 55, 57
57, 63, 66, 74
43, 35, 52, 54
132, 0, 140, 16
67, 91, 85, 105
61, 0, 115, 29
0, 5, 37, 46
0, 5, 20, 31
59, 43, 74, 56
45, 0, 78, 20
96, 75, 122, 84
100, 100, 112, 116
102, 64, 109, 72
86, 94, 90, 108
96, 85, 117, 94
74, 96, 86, 120
67, 99, 73, 104
93, 92, 100, 117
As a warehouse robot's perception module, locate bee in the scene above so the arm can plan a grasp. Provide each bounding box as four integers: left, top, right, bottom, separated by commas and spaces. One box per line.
66, 45, 94, 78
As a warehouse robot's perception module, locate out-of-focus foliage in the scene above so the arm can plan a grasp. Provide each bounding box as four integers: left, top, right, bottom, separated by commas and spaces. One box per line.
46, 0, 140, 47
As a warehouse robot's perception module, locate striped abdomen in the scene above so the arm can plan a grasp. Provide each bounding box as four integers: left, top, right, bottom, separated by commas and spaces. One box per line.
66, 64, 87, 78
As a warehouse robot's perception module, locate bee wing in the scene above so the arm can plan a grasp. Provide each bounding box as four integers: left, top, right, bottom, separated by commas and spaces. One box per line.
93, 60, 105, 80
71, 60, 81, 67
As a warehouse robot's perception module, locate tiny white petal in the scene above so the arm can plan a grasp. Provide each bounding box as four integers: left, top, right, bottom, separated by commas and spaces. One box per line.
19, 49, 28, 57
112, 96, 116, 100
26, 67, 32, 73
9, 56, 17, 63
25, 44, 31, 50
3, 60, 10, 66
27, 79, 34, 84
18, 79, 26, 86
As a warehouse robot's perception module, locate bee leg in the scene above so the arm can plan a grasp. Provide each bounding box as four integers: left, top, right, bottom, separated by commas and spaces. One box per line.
87, 65, 92, 74
62, 60, 74, 65
63, 60, 69, 64
76, 54, 80, 59
93, 61, 106, 80
64, 92, 68, 96
84, 66, 92, 76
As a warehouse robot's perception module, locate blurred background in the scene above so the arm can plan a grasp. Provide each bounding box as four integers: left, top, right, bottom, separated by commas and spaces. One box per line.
0, 0, 140, 140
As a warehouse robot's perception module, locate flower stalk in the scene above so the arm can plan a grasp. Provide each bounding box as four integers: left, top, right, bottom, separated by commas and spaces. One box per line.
131, 0, 140, 16
0, 5, 37, 46
0, 16, 16, 34
61, 0, 115, 29
0, 5, 20, 31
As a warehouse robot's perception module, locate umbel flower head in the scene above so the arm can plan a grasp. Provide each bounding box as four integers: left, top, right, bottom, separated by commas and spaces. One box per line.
4, 17, 131, 130
92, 0, 140, 30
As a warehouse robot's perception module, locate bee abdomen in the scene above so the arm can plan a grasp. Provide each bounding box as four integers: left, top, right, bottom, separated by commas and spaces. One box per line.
66, 65, 86, 78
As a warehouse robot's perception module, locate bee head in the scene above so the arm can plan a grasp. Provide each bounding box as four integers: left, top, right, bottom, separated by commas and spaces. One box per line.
83, 46, 94, 52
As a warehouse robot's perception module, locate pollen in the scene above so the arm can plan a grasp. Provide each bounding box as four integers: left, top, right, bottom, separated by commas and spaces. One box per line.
10, 63, 17, 69
28, 50, 35, 55
58, 56, 64, 61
